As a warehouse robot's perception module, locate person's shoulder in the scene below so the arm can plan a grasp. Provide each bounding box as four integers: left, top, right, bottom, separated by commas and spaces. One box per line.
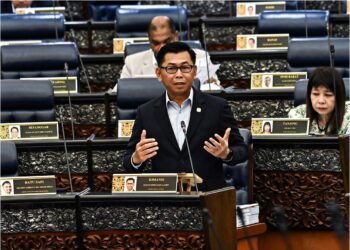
288, 104, 306, 118
125, 49, 152, 62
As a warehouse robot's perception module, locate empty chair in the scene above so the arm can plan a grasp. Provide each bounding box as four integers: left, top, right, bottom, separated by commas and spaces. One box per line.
1, 14, 65, 41
0, 141, 18, 177
288, 37, 349, 77
258, 10, 329, 37
88, 1, 139, 21
294, 78, 349, 107
1, 42, 80, 80
115, 5, 188, 40
1, 79, 55, 123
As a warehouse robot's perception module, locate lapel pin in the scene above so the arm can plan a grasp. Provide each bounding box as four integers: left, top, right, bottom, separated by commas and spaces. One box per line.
196, 107, 201, 113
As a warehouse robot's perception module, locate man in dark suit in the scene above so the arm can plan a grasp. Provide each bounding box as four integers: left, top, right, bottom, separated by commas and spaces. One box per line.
123, 42, 247, 191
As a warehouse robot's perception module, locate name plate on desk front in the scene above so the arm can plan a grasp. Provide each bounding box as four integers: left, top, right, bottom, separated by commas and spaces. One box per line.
0, 40, 42, 46
0, 176, 56, 196
236, 2, 286, 17
0, 122, 59, 141
112, 174, 178, 193
21, 77, 78, 94
237, 34, 289, 50
251, 72, 307, 89
251, 118, 309, 136
113, 37, 149, 54
118, 120, 135, 138
16, 7, 65, 14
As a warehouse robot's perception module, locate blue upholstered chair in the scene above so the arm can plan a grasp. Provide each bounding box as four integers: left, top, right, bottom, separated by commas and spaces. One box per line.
287, 38, 349, 77
0, 14, 65, 41
115, 5, 188, 40
116, 77, 250, 204
1, 79, 55, 123
88, 1, 139, 21
1, 42, 80, 80
258, 10, 329, 37
124, 40, 203, 58
0, 141, 18, 177
294, 78, 350, 107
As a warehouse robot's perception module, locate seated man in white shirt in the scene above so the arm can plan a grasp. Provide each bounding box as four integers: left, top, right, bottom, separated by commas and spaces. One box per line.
113, 16, 221, 92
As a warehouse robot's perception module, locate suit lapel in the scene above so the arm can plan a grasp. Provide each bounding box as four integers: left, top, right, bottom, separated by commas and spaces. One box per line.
186, 89, 205, 142
154, 94, 180, 151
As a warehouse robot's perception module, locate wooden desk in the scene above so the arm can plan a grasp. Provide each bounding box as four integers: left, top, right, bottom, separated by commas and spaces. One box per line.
237, 223, 266, 250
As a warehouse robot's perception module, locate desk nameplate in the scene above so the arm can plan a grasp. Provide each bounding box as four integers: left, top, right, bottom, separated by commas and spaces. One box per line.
112, 173, 178, 193
0, 176, 56, 196
237, 34, 289, 50
0, 122, 59, 141
251, 72, 308, 89
236, 1, 286, 17
113, 37, 149, 54
21, 77, 78, 94
0, 40, 42, 46
251, 118, 309, 136
16, 7, 65, 14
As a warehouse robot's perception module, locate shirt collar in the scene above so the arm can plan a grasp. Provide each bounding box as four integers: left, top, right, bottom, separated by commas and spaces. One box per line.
166, 88, 193, 107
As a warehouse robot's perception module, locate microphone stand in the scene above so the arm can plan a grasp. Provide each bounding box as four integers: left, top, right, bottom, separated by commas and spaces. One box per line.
86, 133, 95, 192
177, 1, 182, 41
75, 187, 90, 250
329, 43, 339, 134
52, 0, 59, 40
64, 63, 75, 140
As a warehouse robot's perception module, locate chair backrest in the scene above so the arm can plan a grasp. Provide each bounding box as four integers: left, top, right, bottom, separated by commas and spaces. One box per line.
223, 128, 252, 205
1, 42, 80, 80
258, 10, 329, 37
1, 79, 55, 122
88, 1, 139, 21
116, 77, 200, 120
115, 5, 188, 40
0, 14, 65, 41
0, 141, 18, 177
288, 37, 349, 77
124, 40, 203, 58
294, 78, 350, 107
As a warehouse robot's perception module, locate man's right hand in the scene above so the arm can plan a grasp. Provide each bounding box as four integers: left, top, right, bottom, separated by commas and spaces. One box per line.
132, 130, 159, 165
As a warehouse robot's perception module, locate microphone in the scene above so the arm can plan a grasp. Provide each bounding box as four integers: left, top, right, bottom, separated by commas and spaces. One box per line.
86, 133, 95, 191
200, 22, 212, 91
273, 206, 293, 250
180, 121, 199, 193
176, 1, 182, 41
52, 0, 59, 40
202, 208, 224, 250
64, 0, 92, 94
303, 2, 308, 37
236, 206, 255, 250
329, 43, 339, 135
64, 62, 75, 140
59, 107, 74, 194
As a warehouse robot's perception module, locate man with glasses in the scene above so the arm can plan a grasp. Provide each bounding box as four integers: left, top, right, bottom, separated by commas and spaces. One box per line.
123, 42, 247, 191
114, 16, 220, 91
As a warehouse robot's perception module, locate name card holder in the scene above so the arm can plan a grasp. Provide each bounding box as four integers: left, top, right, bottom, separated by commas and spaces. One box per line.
237, 34, 289, 50
16, 7, 66, 14
113, 37, 149, 54
0, 122, 59, 141
0, 176, 56, 196
236, 1, 286, 17
251, 118, 310, 136
251, 72, 308, 89
20, 77, 78, 94
178, 173, 203, 194
0, 40, 42, 46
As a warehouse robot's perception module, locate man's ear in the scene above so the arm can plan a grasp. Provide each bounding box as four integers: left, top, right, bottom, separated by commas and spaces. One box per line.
174, 31, 180, 41
155, 68, 162, 81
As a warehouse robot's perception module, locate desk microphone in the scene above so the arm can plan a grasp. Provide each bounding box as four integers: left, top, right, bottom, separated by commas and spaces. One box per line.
176, 1, 182, 41
328, 42, 339, 135
273, 206, 293, 250
201, 22, 212, 91
86, 133, 95, 191
64, 62, 76, 140
180, 121, 199, 193
236, 206, 255, 250
59, 107, 74, 194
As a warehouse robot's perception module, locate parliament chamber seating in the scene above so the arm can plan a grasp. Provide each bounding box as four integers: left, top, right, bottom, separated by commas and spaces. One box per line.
124, 40, 203, 58
258, 10, 329, 37
115, 5, 188, 40
88, 1, 139, 21
0, 14, 65, 41
1, 42, 80, 81
287, 37, 350, 77
1, 79, 55, 123
0, 141, 18, 177
294, 78, 350, 107
116, 77, 251, 204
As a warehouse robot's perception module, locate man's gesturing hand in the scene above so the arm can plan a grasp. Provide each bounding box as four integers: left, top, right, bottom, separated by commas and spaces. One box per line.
203, 128, 231, 160
132, 130, 159, 165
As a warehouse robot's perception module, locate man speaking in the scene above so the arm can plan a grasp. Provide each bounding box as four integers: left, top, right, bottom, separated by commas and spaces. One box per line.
123, 42, 247, 191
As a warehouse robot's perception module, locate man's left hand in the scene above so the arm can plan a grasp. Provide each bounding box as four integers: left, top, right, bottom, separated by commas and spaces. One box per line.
203, 128, 231, 160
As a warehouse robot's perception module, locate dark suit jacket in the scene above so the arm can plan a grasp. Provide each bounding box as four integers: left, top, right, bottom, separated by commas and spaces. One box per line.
123, 88, 248, 191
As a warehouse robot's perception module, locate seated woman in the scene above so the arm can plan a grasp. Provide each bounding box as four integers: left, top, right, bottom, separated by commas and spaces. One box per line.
289, 67, 350, 135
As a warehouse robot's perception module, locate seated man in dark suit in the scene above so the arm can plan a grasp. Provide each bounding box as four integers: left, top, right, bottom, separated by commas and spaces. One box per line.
123, 42, 247, 191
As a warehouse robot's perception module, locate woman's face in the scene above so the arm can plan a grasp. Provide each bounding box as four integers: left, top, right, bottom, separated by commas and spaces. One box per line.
310, 86, 336, 117
264, 124, 271, 132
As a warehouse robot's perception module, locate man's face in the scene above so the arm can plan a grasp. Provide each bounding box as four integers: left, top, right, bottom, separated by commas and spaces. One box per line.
264, 77, 271, 87
11, 128, 19, 139
248, 39, 255, 48
156, 51, 196, 100
149, 18, 178, 55
12, 0, 33, 8
126, 180, 134, 191
3, 183, 12, 194
248, 6, 254, 15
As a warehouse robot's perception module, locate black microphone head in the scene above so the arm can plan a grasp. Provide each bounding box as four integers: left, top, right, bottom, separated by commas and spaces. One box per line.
181, 121, 186, 129
330, 44, 335, 54
64, 62, 68, 71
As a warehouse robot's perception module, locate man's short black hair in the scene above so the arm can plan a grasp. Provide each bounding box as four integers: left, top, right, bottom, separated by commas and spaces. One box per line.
2, 181, 11, 186
156, 41, 196, 67
126, 178, 135, 183
10, 126, 19, 132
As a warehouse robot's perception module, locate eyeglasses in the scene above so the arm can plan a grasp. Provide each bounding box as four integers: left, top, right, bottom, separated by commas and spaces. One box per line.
159, 65, 195, 74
